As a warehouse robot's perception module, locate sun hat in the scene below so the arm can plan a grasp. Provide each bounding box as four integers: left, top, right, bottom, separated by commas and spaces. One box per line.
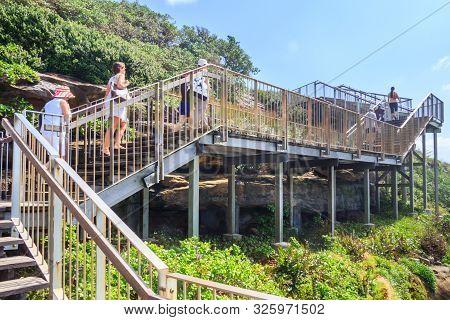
197, 58, 208, 67
52, 86, 75, 99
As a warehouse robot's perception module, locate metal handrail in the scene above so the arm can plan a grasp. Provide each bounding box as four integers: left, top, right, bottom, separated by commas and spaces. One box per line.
11, 109, 286, 300
296, 80, 377, 106
338, 84, 413, 104
166, 273, 287, 300
3, 117, 162, 300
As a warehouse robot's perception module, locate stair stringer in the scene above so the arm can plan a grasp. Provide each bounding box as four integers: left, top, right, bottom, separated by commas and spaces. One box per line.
87, 133, 209, 209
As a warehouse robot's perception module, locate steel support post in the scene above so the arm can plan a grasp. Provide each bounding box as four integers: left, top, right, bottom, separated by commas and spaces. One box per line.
224, 159, 241, 240
288, 166, 294, 227
422, 133, 428, 210
433, 131, 439, 214
328, 166, 336, 236
363, 168, 370, 224
401, 166, 407, 204
275, 162, 284, 243
142, 188, 150, 240
375, 170, 381, 214
391, 167, 398, 220
188, 156, 199, 237
409, 149, 415, 213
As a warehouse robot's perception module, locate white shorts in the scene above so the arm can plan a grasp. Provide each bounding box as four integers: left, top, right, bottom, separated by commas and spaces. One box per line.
41, 130, 65, 157
104, 103, 127, 121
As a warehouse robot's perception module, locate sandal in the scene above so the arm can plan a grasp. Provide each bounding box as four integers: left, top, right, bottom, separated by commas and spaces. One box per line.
102, 149, 110, 156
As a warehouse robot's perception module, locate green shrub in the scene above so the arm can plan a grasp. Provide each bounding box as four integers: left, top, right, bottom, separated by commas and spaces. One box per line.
326, 233, 367, 262
399, 258, 436, 292
368, 227, 418, 260
374, 256, 427, 299
148, 238, 283, 299
443, 249, 450, 267
0, 43, 42, 69
0, 60, 39, 85
0, 98, 34, 129
420, 229, 447, 262
274, 239, 366, 299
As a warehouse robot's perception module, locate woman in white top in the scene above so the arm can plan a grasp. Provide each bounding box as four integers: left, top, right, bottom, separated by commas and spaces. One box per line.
40, 86, 73, 157
102, 62, 130, 156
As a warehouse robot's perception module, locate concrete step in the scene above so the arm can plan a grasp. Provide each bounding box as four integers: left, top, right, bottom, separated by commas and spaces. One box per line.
0, 277, 48, 298
0, 256, 36, 271
0, 220, 13, 230
0, 237, 23, 248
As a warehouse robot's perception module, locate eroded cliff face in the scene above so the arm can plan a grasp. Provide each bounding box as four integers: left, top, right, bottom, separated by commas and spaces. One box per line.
150, 171, 366, 214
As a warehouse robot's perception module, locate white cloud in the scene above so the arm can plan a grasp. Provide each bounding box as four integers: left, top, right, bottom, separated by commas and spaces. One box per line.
416, 136, 450, 163
287, 40, 300, 54
442, 83, 450, 91
432, 56, 450, 71
165, 0, 197, 5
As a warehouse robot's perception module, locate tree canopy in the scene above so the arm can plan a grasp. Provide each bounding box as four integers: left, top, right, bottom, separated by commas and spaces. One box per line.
0, 0, 258, 86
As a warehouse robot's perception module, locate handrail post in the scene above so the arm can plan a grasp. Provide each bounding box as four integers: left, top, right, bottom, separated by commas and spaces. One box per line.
189, 72, 195, 141
96, 209, 106, 299
307, 98, 312, 142
109, 101, 115, 184
282, 90, 288, 150
356, 115, 362, 158
222, 70, 228, 142
48, 158, 64, 300
326, 104, 331, 154
155, 83, 161, 183
159, 80, 165, 181
158, 268, 169, 298
254, 79, 260, 135
166, 276, 178, 300
11, 117, 22, 226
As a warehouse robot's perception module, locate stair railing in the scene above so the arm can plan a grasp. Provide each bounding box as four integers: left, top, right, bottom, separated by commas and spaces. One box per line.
6, 112, 286, 301
394, 93, 444, 156
3, 115, 168, 300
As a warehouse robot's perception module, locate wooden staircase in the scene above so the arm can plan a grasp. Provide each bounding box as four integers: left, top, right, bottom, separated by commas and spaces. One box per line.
0, 205, 48, 299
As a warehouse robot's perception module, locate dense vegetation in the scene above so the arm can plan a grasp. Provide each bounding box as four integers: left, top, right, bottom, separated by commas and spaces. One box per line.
0, 0, 257, 87
3, 0, 447, 301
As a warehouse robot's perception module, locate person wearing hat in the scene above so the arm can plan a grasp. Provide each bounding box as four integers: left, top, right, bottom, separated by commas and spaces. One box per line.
193, 58, 209, 130
176, 59, 209, 132
40, 86, 73, 157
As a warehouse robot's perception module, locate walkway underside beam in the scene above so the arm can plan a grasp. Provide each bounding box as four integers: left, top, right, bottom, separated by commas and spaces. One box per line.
336, 162, 376, 171
289, 158, 339, 168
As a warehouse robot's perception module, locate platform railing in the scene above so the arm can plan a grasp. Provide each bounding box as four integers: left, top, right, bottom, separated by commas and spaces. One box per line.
22, 65, 444, 197
337, 84, 413, 114
295, 81, 376, 114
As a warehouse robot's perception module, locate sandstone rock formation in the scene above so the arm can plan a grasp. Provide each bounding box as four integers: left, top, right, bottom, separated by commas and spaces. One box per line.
0, 73, 105, 108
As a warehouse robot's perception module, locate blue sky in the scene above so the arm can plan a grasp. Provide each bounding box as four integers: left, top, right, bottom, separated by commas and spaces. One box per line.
144, 0, 450, 161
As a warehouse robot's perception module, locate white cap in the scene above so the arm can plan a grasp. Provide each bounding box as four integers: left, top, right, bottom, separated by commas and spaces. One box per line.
197, 58, 208, 67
